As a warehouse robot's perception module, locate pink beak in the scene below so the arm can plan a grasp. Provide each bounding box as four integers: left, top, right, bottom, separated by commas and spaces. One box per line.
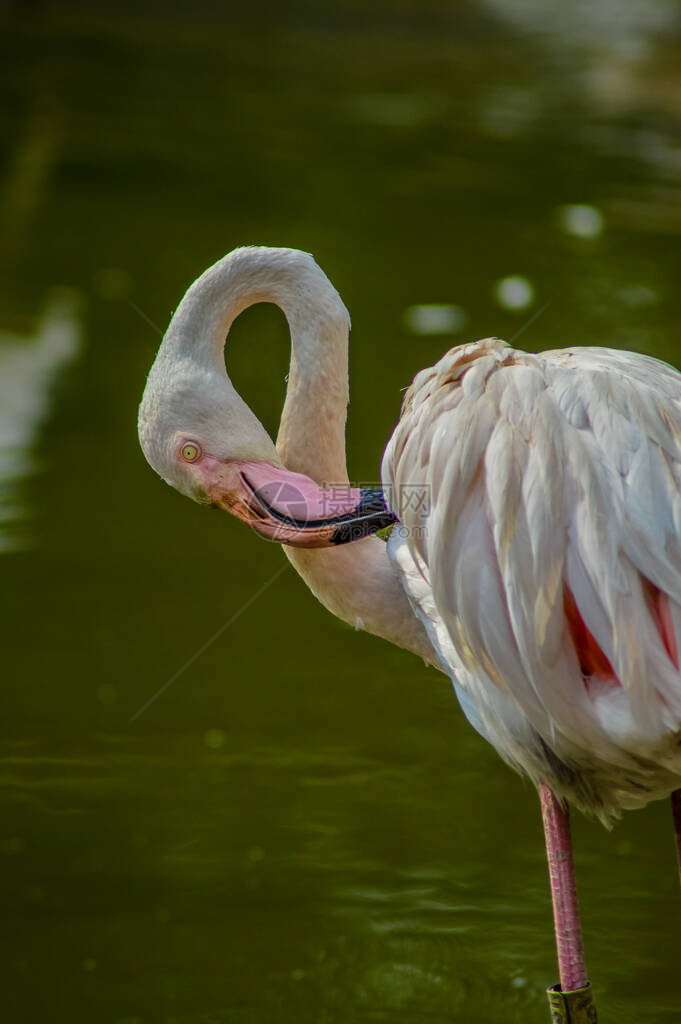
213, 460, 396, 548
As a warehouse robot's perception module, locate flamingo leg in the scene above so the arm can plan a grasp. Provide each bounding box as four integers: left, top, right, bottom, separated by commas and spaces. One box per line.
539, 782, 598, 1022
539, 781, 587, 989
672, 789, 681, 887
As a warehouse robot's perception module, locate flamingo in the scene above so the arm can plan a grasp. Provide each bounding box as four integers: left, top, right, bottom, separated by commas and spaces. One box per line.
138, 246, 681, 1020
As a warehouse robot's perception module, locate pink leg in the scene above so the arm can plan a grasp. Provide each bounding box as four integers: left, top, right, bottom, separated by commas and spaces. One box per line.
672, 789, 681, 886
539, 781, 588, 992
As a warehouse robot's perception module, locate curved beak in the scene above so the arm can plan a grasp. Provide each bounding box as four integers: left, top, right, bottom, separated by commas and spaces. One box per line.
212, 460, 396, 548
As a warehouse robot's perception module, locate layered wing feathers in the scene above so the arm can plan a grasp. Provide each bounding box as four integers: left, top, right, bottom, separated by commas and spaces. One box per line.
383, 339, 681, 820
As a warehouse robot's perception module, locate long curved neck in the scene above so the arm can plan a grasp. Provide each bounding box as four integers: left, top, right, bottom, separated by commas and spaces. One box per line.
167, 246, 351, 480
169, 246, 438, 666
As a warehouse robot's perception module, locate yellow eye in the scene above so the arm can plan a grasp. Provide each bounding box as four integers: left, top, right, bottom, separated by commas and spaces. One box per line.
181, 441, 201, 463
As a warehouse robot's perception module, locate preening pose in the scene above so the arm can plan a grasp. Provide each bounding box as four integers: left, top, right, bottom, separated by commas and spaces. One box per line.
139, 246, 681, 1014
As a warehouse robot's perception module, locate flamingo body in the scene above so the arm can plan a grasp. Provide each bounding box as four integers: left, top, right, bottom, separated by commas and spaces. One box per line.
383, 337, 681, 822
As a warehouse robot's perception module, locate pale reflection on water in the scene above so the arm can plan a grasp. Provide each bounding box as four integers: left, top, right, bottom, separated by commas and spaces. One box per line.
0, 294, 80, 551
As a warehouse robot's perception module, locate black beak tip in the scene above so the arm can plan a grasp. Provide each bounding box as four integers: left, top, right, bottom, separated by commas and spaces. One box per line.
329, 488, 398, 545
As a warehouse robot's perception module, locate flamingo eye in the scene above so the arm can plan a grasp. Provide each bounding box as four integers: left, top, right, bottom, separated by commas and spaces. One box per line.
181, 441, 201, 463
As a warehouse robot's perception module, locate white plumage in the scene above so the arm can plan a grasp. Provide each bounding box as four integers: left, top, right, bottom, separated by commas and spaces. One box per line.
383, 337, 681, 823
140, 247, 681, 1001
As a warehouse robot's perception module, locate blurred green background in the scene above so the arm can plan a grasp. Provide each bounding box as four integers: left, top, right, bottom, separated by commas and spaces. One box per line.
2, 2, 681, 1022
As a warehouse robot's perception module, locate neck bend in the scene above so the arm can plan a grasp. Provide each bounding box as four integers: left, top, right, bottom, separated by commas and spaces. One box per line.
166, 245, 351, 485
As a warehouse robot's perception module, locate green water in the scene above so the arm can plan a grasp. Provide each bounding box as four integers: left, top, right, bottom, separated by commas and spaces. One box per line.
2, 4, 681, 1021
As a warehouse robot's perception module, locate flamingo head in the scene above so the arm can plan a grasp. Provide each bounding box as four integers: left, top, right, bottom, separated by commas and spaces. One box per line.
138, 353, 395, 548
